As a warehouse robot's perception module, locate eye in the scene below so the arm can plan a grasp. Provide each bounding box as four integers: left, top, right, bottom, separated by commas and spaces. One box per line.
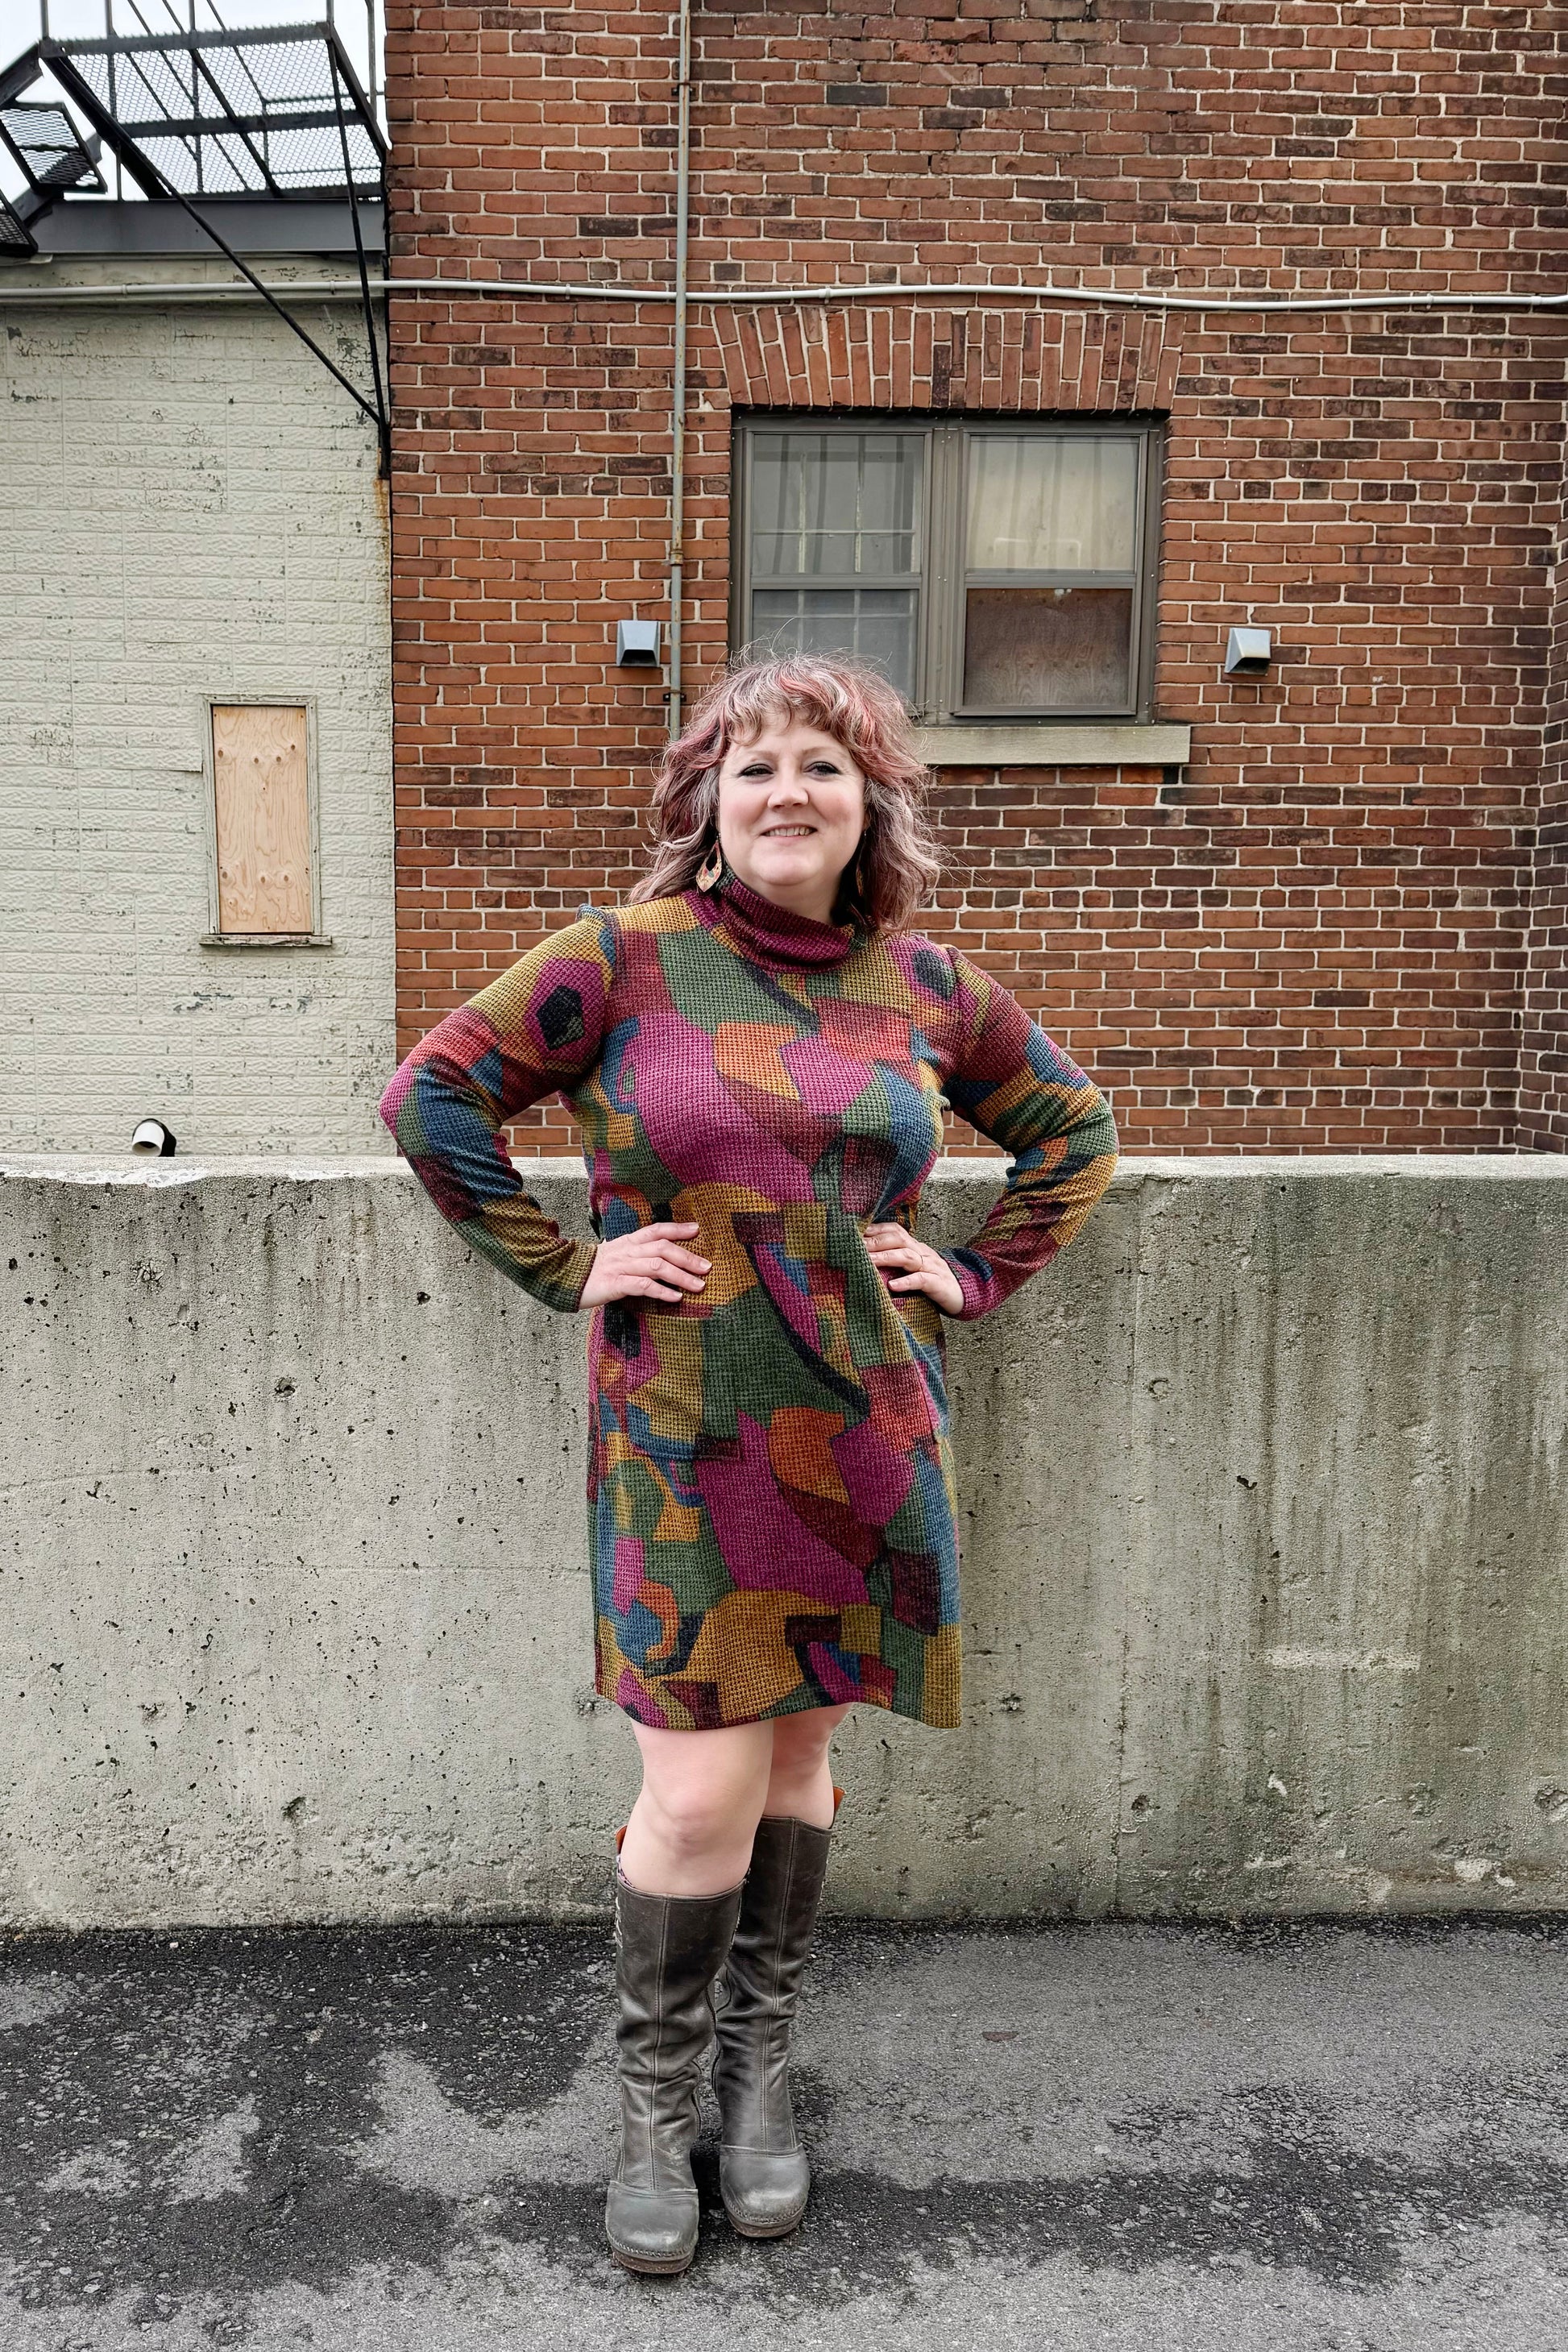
736, 761, 772, 779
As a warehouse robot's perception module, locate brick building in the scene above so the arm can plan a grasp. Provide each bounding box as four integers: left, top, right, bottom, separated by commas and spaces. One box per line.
384, 0, 1567, 1155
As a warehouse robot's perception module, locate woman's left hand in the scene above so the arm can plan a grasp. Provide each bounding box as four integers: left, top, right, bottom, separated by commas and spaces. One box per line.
862, 1222, 964, 1317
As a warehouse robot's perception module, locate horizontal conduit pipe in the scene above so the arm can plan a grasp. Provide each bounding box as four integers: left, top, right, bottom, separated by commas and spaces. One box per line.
2, 275, 1568, 317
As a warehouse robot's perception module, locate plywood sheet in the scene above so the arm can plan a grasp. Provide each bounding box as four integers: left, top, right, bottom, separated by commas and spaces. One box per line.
212, 704, 312, 935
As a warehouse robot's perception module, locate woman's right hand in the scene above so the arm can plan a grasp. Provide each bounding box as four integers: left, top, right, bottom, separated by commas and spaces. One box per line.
579, 1222, 711, 1310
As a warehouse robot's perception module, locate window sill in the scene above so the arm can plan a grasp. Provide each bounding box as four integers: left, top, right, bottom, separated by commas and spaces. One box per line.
199, 933, 335, 950
913, 721, 1191, 768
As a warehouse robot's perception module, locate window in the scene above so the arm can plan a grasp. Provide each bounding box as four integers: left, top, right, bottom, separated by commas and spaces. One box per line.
734, 417, 1161, 723
205, 702, 321, 944
746, 428, 924, 699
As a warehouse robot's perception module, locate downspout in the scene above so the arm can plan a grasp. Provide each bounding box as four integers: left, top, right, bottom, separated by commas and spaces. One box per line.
666, 0, 692, 741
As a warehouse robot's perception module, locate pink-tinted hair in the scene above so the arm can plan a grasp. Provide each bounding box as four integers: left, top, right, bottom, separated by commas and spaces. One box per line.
629, 653, 944, 934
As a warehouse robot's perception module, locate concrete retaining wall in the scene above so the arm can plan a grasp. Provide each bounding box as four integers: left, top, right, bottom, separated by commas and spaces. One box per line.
2, 1154, 1565, 1927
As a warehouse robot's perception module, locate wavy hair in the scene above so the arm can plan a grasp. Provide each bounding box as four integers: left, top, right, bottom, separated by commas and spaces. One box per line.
629, 652, 944, 934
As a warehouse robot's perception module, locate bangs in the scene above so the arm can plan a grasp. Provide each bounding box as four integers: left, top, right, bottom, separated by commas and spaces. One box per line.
718, 659, 896, 758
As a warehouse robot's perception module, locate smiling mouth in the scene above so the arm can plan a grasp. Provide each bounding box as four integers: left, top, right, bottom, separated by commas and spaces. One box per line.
761, 824, 816, 837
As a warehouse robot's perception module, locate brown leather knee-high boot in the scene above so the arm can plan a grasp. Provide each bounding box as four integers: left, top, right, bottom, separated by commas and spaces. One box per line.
604, 1861, 745, 2275
710, 1792, 839, 2238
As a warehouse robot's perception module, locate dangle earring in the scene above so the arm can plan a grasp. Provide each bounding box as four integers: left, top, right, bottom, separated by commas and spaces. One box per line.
695, 839, 724, 893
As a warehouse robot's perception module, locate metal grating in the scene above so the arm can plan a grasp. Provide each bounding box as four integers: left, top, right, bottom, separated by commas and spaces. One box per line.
0, 191, 36, 252
0, 98, 105, 193
0, 23, 388, 457
46, 23, 383, 200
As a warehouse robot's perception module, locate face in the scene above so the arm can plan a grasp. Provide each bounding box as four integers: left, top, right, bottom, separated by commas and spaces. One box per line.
713, 715, 867, 922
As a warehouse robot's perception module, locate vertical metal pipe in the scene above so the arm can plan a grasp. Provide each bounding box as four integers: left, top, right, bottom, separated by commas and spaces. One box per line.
666, 0, 691, 741
102, 0, 117, 201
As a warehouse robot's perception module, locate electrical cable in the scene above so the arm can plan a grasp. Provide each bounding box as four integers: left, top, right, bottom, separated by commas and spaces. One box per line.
3, 272, 1566, 317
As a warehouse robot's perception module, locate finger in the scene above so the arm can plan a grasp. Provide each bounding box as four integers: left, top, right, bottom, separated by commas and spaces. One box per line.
632, 1230, 709, 1270
649, 1245, 707, 1272
624, 1240, 708, 1271
631, 1276, 685, 1301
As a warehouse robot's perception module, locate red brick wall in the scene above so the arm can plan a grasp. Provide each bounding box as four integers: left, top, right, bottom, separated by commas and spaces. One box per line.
384, 0, 1568, 1153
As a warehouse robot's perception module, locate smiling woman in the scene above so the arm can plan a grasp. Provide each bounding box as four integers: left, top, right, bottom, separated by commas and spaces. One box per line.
379, 652, 1118, 2276
711, 720, 866, 925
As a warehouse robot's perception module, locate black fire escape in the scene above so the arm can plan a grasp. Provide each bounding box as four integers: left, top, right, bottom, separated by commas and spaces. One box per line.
0, 19, 388, 470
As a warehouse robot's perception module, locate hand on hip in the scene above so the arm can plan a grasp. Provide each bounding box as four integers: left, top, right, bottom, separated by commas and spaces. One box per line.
580, 1222, 711, 1309
862, 1222, 964, 1317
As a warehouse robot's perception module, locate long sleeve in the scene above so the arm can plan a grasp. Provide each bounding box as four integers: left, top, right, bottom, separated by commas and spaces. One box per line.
378, 912, 616, 1313
934, 948, 1118, 1321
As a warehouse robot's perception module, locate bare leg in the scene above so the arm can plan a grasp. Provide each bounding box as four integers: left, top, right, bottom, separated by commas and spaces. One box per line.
618, 1719, 775, 1896
761, 1703, 852, 1827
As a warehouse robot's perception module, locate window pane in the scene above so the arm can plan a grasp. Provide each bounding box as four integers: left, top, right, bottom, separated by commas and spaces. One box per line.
751, 587, 918, 699
750, 431, 923, 579
966, 435, 1139, 573
961, 587, 1134, 711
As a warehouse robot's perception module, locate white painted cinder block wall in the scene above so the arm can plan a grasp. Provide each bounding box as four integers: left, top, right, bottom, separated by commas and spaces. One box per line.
0, 262, 395, 1153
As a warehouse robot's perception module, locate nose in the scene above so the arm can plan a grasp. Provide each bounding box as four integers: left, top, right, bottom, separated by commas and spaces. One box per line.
765, 774, 811, 803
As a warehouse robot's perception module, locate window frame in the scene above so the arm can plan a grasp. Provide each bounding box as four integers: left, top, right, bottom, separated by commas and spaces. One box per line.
199, 695, 330, 949
731, 413, 1164, 727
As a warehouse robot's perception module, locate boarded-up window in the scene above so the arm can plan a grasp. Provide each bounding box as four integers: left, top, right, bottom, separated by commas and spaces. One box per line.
211, 703, 313, 936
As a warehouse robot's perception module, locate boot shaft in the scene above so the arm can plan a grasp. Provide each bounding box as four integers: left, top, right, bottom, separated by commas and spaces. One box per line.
718, 1814, 834, 2031
613, 1872, 745, 2192
712, 1810, 835, 2225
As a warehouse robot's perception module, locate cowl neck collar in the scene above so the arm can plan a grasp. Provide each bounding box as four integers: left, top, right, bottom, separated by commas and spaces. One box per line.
689, 853, 863, 969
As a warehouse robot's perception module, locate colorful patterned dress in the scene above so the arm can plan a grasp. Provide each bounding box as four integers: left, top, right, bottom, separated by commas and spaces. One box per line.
380, 861, 1118, 1731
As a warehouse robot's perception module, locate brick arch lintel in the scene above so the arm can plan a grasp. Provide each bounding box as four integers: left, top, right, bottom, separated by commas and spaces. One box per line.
707, 301, 1184, 415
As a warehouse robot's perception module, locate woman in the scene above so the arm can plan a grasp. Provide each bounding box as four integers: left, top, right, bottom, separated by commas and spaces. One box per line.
380, 653, 1118, 2275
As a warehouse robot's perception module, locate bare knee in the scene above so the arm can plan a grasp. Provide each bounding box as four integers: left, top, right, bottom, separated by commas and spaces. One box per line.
767, 1705, 851, 1800
772, 1703, 851, 1767
633, 1723, 771, 1857
642, 1773, 758, 1862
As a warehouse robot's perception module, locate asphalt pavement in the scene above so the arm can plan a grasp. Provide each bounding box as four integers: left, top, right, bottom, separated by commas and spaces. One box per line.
5, 1914, 1568, 2350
